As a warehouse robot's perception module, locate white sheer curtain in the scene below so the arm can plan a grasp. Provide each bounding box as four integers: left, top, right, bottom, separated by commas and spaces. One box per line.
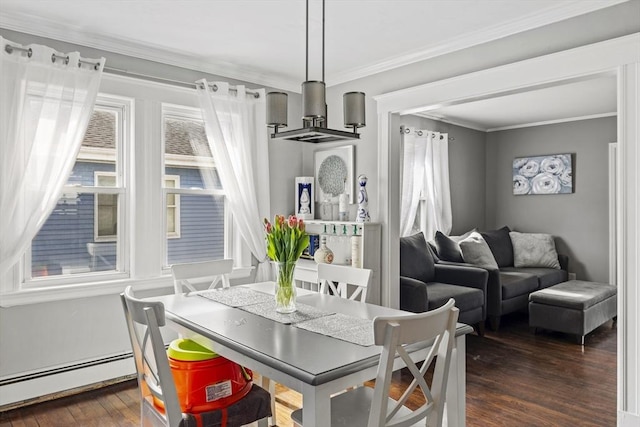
400, 128, 452, 239
195, 80, 271, 281
0, 37, 104, 277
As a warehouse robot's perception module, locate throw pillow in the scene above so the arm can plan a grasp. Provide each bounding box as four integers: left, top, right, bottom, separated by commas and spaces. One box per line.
400, 232, 436, 283
480, 226, 514, 268
433, 229, 475, 262
459, 232, 499, 269
509, 231, 561, 269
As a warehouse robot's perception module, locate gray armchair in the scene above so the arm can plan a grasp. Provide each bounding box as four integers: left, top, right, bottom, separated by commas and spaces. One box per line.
400, 233, 488, 335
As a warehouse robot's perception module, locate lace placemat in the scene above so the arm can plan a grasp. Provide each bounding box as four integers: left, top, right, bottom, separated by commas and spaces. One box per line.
199, 287, 273, 307
295, 313, 375, 347
240, 300, 334, 325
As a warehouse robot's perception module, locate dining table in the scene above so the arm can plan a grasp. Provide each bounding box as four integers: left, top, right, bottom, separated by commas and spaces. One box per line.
151, 281, 473, 427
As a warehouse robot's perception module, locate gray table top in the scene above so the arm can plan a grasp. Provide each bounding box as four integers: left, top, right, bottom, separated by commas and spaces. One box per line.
154, 286, 473, 386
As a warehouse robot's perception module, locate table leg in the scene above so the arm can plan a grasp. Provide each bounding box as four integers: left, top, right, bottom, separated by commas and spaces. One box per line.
445, 334, 466, 427
301, 383, 331, 427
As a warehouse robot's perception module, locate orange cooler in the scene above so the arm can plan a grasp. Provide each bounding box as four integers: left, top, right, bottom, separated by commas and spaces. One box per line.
164, 338, 253, 413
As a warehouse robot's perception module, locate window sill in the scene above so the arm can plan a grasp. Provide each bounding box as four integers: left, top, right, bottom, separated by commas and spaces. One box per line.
0, 266, 254, 308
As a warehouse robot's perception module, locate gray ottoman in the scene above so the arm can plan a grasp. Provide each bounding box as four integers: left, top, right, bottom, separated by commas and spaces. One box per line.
529, 280, 617, 345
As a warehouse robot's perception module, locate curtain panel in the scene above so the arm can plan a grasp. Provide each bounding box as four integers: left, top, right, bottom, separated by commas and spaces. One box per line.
195, 81, 271, 281
0, 37, 104, 277
400, 128, 452, 239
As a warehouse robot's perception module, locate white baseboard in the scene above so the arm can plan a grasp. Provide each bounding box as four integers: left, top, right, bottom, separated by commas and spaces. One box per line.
0, 357, 135, 408
619, 410, 640, 427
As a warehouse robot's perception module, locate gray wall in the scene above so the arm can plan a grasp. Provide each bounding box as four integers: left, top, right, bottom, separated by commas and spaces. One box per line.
486, 117, 616, 282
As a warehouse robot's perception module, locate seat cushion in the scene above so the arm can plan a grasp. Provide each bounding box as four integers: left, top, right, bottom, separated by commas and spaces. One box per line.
499, 272, 539, 300
529, 280, 617, 310
501, 266, 568, 289
426, 282, 484, 314
182, 384, 272, 427
400, 232, 435, 283
480, 226, 514, 268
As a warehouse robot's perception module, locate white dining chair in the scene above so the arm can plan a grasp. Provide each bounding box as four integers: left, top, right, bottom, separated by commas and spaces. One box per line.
294, 264, 320, 292
120, 286, 271, 427
291, 298, 459, 427
317, 263, 372, 302
171, 259, 233, 294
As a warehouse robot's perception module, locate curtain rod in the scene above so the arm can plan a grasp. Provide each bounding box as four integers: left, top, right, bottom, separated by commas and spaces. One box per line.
104, 66, 261, 98
4, 43, 102, 70
401, 126, 455, 141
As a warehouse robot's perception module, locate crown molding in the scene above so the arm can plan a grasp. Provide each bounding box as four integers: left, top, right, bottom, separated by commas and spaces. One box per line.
0, 11, 300, 92
327, 0, 629, 86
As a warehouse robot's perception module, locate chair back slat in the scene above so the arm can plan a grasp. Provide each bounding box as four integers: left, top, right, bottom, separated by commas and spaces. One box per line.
171, 259, 233, 294
368, 299, 459, 427
121, 286, 184, 427
317, 263, 372, 302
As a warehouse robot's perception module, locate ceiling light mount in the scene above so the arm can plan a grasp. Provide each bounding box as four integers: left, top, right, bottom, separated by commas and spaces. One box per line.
266, 0, 365, 143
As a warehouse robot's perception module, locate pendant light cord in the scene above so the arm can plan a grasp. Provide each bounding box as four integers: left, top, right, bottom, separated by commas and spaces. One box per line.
305, 0, 309, 81
322, 0, 325, 82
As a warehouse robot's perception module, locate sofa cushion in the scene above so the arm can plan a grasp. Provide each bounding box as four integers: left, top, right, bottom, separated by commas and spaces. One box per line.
529, 280, 617, 310
501, 267, 568, 289
434, 231, 464, 262
480, 226, 514, 268
459, 232, 499, 269
499, 271, 539, 300
400, 232, 435, 283
426, 282, 484, 314
509, 232, 561, 269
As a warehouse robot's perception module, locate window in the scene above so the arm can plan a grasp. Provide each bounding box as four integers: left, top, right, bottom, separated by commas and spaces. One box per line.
95, 172, 117, 241
27, 95, 129, 282
165, 175, 181, 238
4, 76, 251, 305
162, 104, 227, 266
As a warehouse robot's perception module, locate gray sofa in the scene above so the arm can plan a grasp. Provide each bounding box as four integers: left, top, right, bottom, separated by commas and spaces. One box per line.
400, 233, 489, 335
431, 226, 568, 330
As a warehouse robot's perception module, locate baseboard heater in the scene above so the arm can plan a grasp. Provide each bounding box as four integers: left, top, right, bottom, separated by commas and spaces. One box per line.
0, 352, 136, 410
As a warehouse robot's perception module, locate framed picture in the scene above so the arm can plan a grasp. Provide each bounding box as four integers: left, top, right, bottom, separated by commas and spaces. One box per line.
314, 145, 354, 203
294, 176, 314, 220
513, 153, 573, 195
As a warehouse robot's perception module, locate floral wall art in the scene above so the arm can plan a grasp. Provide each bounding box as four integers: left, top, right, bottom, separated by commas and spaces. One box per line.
513, 153, 573, 195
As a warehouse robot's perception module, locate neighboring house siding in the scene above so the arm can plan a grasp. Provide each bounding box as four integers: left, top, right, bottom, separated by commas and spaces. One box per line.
32, 163, 224, 275
165, 166, 224, 264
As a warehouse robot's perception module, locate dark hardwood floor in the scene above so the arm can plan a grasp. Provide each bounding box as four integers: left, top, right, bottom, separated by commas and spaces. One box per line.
0, 312, 616, 426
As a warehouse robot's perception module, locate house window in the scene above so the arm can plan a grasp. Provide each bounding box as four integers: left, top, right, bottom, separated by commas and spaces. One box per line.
165, 175, 181, 238
162, 104, 226, 266
95, 172, 118, 241
27, 95, 129, 281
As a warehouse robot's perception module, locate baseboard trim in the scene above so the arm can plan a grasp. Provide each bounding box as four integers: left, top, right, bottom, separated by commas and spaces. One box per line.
619, 410, 640, 427
0, 356, 136, 409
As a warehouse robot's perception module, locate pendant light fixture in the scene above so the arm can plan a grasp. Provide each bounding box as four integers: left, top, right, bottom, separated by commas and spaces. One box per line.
266, 0, 366, 143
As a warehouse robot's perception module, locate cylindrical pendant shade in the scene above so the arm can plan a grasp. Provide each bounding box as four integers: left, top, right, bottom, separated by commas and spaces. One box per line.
266, 92, 288, 127
343, 91, 366, 128
302, 81, 326, 121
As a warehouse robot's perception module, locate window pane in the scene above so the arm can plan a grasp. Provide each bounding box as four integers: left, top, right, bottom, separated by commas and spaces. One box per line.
97, 194, 118, 238
164, 117, 222, 189
67, 109, 117, 187
31, 192, 118, 277
29, 105, 123, 280
166, 193, 225, 264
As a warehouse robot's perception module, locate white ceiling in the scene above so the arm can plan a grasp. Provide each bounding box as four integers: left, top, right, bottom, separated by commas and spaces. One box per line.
0, 0, 623, 130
